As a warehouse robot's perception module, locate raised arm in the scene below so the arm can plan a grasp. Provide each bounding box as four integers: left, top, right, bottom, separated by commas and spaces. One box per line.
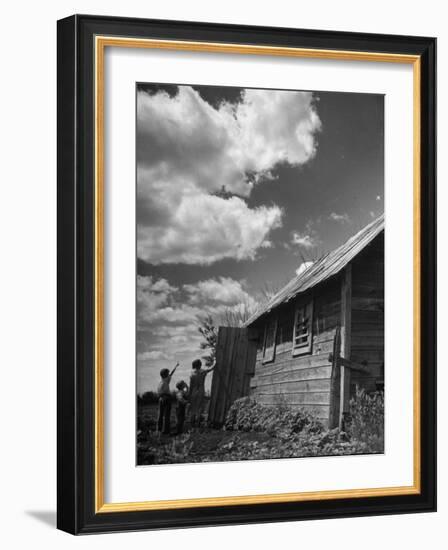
206, 359, 216, 373
169, 362, 179, 377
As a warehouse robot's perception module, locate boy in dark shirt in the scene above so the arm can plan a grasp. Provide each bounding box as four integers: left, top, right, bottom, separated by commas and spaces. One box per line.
175, 380, 189, 435
189, 359, 215, 427
157, 362, 178, 435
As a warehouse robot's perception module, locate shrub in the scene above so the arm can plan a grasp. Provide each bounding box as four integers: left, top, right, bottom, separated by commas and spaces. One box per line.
138, 391, 159, 406
224, 391, 384, 458
224, 397, 323, 437
346, 387, 384, 453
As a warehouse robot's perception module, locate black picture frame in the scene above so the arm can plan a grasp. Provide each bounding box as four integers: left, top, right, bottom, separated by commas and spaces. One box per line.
57, 14, 436, 535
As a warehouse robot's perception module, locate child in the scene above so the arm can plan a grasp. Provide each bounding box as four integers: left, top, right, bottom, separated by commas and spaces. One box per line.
175, 380, 189, 435
157, 362, 178, 435
189, 359, 215, 427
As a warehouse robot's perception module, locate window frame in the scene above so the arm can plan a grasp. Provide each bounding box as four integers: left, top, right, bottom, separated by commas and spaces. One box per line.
292, 298, 314, 356
262, 317, 278, 364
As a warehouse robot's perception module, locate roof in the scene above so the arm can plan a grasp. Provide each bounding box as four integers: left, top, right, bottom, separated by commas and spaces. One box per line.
245, 214, 384, 326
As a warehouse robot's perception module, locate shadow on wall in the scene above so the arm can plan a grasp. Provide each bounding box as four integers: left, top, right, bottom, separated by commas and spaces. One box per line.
25, 510, 56, 528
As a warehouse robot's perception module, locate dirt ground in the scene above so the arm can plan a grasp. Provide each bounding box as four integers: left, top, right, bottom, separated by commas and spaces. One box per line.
137, 403, 279, 465
137, 426, 280, 465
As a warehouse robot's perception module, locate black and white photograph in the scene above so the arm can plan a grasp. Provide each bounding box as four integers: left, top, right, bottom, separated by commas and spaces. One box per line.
0, 0, 440, 541
136, 83, 385, 465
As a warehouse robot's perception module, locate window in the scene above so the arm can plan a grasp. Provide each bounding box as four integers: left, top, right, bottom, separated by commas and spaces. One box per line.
262, 318, 277, 363
292, 300, 313, 355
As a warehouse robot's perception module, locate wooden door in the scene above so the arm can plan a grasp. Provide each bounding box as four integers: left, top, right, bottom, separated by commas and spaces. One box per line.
208, 327, 257, 426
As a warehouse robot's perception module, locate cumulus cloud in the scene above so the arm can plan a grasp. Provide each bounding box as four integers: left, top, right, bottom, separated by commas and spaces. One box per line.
137, 191, 282, 265
329, 212, 351, 224
137, 275, 178, 318
136, 85, 321, 265
137, 275, 257, 327
296, 261, 314, 276
138, 350, 168, 361
290, 219, 320, 250
137, 275, 198, 325
291, 232, 317, 249
138, 276, 177, 293
184, 276, 256, 306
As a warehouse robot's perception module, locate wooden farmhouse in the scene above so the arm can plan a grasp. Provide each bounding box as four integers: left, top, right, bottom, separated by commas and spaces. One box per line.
208, 215, 384, 429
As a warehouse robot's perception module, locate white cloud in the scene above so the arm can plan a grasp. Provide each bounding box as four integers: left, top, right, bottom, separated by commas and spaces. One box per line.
138, 350, 168, 361
291, 231, 317, 249
137, 275, 199, 327
136, 86, 321, 265
329, 212, 350, 224
296, 261, 314, 276
152, 324, 199, 338
137, 275, 177, 296
137, 275, 178, 316
137, 191, 283, 265
137, 275, 259, 327
290, 218, 320, 250
184, 276, 255, 306
144, 305, 200, 325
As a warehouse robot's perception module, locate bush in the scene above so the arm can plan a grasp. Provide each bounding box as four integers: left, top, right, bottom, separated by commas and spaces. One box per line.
346, 387, 384, 453
138, 391, 159, 406
224, 397, 324, 437
224, 391, 384, 457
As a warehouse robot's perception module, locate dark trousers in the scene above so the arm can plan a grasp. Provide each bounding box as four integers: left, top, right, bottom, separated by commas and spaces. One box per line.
157, 396, 171, 434
176, 404, 186, 434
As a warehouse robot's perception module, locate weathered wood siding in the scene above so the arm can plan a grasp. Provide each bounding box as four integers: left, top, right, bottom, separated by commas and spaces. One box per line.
208, 326, 257, 426
350, 234, 384, 393
250, 278, 341, 424
249, 233, 384, 423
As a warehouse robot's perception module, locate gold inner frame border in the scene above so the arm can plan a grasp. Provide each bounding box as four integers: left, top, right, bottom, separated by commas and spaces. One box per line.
94, 35, 421, 514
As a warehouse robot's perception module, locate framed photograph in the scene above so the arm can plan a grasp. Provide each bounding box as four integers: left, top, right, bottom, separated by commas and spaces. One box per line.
57, 14, 436, 534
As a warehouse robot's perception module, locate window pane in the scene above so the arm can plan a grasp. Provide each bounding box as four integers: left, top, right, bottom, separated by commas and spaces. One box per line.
293, 300, 313, 353
263, 319, 277, 361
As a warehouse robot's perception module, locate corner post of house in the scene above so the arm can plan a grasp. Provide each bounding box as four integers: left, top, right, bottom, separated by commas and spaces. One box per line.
339, 265, 352, 429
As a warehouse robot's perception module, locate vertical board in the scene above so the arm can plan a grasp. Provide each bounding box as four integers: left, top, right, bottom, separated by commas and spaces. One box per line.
208, 327, 257, 425
328, 326, 341, 429
339, 266, 352, 428
209, 326, 231, 425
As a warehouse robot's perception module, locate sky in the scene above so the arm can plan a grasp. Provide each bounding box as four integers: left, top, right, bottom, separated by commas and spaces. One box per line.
136, 83, 384, 394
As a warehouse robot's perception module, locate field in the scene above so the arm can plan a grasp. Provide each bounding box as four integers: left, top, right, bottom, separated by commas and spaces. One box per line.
137, 413, 277, 465
137, 390, 384, 465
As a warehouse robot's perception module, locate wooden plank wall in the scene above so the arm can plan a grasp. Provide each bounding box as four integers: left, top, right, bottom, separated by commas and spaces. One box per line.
208, 327, 257, 426
328, 327, 341, 428
350, 234, 384, 393
250, 278, 341, 425
339, 266, 352, 427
